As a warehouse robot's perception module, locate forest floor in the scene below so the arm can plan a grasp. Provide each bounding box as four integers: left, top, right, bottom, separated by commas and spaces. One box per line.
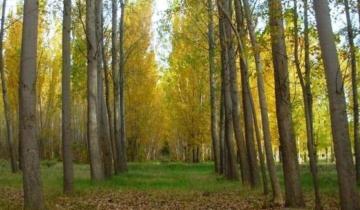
0, 161, 341, 209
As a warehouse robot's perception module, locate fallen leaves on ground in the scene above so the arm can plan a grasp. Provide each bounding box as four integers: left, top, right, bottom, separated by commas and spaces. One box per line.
0, 187, 340, 210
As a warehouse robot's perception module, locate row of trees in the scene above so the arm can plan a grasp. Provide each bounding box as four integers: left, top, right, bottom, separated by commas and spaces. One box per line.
0, 0, 135, 208
1, 0, 360, 209
203, 0, 359, 209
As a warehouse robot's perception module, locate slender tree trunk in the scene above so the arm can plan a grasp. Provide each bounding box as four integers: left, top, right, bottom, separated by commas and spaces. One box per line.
343, 0, 360, 185
268, 0, 304, 207
207, 0, 220, 174
102, 12, 117, 176
20, 0, 44, 208
96, 0, 113, 178
114, 0, 128, 172
0, 0, 17, 173
219, 87, 225, 174
313, 0, 360, 209
218, 0, 250, 184
249, 93, 269, 195
86, 0, 105, 181
62, 0, 74, 194
293, 0, 322, 208
111, 0, 120, 174
242, 0, 283, 204
218, 0, 240, 180
234, 0, 260, 187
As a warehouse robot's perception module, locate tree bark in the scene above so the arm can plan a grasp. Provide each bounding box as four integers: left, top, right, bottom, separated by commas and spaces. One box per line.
111, 0, 121, 174
242, 0, 283, 204
249, 92, 269, 195
343, 0, 360, 185
114, 0, 128, 172
313, 0, 360, 209
207, 0, 220, 174
268, 0, 304, 207
86, 0, 105, 181
62, 0, 74, 194
219, 86, 225, 174
20, 0, 44, 208
96, 0, 113, 179
0, 0, 18, 173
217, 0, 240, 180
293, 0, 322, 208
234, 0, 260, 187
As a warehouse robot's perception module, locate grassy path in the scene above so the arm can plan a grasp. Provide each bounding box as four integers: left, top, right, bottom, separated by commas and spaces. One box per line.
0, 161, 340, 209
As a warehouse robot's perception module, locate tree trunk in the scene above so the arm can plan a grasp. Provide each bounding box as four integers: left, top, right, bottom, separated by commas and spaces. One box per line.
249, 93, 269, 195
268, 0, 304, 207
313, 0, 360, 209
293, 0, 322, 208
111, 0, 121, 174
242, 0, 283, 204
343, 0, 360, 185
103, 10, 117, 176
62, 0, 74, 194
207, 0, 220, 174
116, 0, 128, 172
19, 0, 44, 208
0, 0, 17, 173
234, 0, 260, 187
217, 0, 240, 180
86, 0, 105, 181
96, 0, 113, 179
219, 87, 225, 174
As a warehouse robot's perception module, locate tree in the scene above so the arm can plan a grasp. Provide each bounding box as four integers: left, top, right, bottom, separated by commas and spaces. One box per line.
250, 93, 269, 194
119, 0, 128, 171
293, 0, 322, 208
114, 0, 127, 172
86, 0, 105, 181
96, 0, 113, 178
313, 0, 360, 209
234, 0, 260, 187
343, 0, 360, 185
217, 0, 240, 180
62, 0, 74, 193
0, 0, 18, 173
268, 0, 304, 207
207, 0, 220, 174
111, 0, 121, 173
20, 0, 45, 208
242, 0, 283, 204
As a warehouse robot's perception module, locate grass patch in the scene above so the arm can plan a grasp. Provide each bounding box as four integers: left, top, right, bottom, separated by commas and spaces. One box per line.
0, 160, 341, 209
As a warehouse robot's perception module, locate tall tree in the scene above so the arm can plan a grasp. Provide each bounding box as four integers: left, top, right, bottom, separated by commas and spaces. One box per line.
250, 93, 268, 195
20, 0, 44, 208
313, 0, 360, 209
119, 0, 128, 171
112, 0, 121, 173
343, 0, 360, 185
242, 0, 283, 204
96, 0, 113, 178
0, 0, 17, 173
62, 0, 74, 193
114, 0, 127, 172
217, 0, 240, 180
217, 0, 250, 184
268, 0, 304, 207
207, 0, 220, 173
234, 0, 260, 187
86, 0, 105, 181
108, 0, 118, 174
293, 0, 322, 208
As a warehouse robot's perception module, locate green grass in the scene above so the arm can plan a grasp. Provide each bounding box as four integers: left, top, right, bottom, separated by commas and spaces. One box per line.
0, 160, 341, 209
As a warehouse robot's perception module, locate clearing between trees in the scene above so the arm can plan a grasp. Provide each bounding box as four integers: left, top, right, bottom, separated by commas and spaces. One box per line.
0, 162, 340, 209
